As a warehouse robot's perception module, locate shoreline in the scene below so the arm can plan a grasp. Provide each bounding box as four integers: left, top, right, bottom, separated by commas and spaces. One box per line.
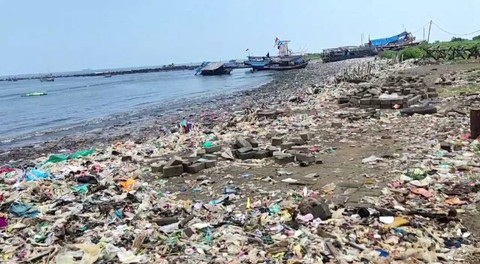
0, 66, 301, 164
0, 59, 363, 164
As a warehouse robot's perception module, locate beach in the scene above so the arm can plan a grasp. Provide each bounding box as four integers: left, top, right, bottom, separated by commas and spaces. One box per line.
2, 58, 480, 263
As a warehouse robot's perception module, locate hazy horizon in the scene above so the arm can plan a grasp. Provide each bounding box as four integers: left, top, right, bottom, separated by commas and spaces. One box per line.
2, 0, 480, 76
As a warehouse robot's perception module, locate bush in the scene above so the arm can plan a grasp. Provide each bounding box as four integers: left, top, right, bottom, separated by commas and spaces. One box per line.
400, 47, 426, 60
473, 35, 480, 41
381, 50, 397, 59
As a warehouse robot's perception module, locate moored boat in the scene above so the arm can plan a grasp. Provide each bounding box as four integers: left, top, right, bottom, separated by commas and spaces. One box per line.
247, 38, 309, 71
39, 74, 54, 82
24, 92, 48, 97
197, 62, 232, 76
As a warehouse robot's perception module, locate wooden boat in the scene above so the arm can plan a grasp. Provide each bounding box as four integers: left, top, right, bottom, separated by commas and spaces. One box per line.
24, 92, 48, 97
198, 62, 232, 76
268, 61, 309, 71
39, 74, 54, 82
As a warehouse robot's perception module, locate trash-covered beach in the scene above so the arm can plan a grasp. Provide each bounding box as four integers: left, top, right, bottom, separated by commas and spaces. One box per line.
2, 58, 480, 263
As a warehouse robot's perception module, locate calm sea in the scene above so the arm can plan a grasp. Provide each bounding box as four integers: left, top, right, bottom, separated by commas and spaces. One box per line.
0, 69, 272, 148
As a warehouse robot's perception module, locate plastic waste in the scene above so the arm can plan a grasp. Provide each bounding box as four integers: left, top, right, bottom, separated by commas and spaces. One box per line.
25, 169, 50, 181
10, 203, 39, 218
120, 178, 136, 192
45, 149, 95, 163
0, 215, 8, 229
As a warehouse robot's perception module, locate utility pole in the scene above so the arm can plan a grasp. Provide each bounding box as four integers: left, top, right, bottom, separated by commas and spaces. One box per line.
427, 20, 433, 43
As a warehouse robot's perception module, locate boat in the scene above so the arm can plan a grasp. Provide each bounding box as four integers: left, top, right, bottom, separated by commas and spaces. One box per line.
246, 38, 309, 71
39, 74, 54, 82
268, 61, 309, 71
321, 46, 377, 63
196, 62, 232, 76
24, 92, 48, 97
104, 73, 113, 78
368, 31, 420, 51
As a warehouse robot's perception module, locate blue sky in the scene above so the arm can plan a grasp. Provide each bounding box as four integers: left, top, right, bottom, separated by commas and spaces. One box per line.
1, 0, 480, 75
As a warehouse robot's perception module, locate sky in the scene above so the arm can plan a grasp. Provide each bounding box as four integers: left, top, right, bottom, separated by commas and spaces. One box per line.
1, 0, 480, 75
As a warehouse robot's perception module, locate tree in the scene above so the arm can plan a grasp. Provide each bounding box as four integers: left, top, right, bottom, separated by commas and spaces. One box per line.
451, 37, 467, 42
473, 35, 480, 41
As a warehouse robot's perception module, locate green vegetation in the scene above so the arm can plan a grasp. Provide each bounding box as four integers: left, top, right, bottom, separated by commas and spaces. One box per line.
380, 47, 427, 60
380, 39, 480, 60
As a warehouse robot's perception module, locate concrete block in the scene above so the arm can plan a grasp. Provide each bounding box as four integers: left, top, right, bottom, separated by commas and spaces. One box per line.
237, 151, 256, 160
236, 137, 252, 149
246, 138, 259, 148
267, 146, 279, 157
337, 97, 350, 104
205, 145, 222, 154
380, 99, 392, 105
295, 153, 315, 163
271, 137, 283, 146
273, 153, 295, 164
360, 98, 371, 105
349, 97, 360, 105
290, 137, 306, 145
299, 132, 312, 142
331, 122, 343, 128
151, 162, 166, 173
166, 156, 184, 166
291, 145, 310, 153
186, 162, 205, 174
162, 165, 184, 177
408, 95, 422, 105
281, 142, 295, 150
196, 149, 206, 156
254, 150, 269, 159
427, 92, 438, 98
204, 160, 217, 168
202, 154, 218, 160
238, 146, 253, 153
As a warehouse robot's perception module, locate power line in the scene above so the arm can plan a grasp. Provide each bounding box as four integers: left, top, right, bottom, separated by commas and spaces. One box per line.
432, 21, 480, 36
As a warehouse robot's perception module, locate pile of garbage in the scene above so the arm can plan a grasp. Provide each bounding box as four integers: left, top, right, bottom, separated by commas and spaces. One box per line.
1, 58, 480, 263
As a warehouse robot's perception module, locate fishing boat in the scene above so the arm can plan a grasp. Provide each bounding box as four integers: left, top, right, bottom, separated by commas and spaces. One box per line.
196, 62, 232, 76
247, 38, 309, 71
268, 61, 309, 71
24, 92, 48, 97
321, 46, 377, 63
368, 31, 420, 51
39, 74, 54, 82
